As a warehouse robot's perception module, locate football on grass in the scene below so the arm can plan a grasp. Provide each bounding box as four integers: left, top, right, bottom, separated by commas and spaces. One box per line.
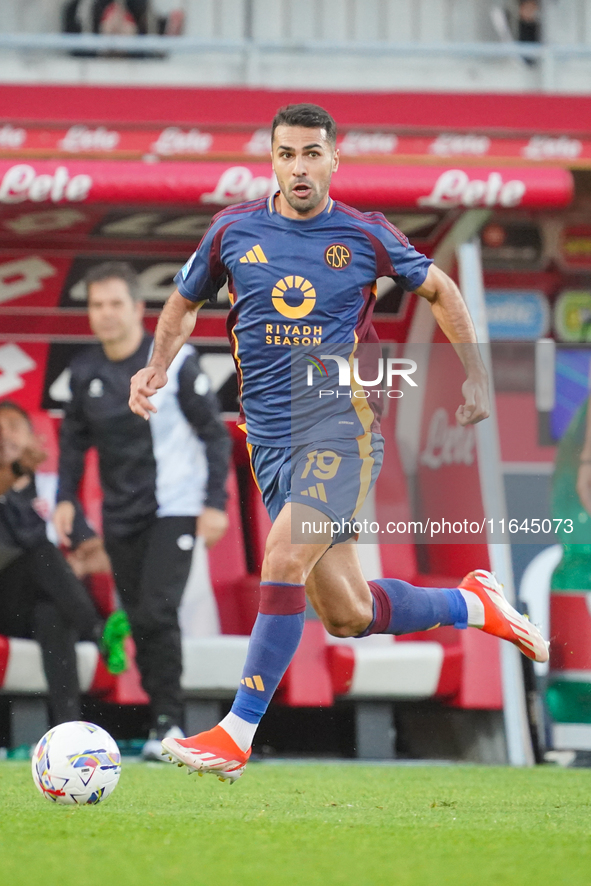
32, 721, 121, 805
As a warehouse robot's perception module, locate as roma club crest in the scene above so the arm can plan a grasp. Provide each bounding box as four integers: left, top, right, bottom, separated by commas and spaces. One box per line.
324, 243, 352, 269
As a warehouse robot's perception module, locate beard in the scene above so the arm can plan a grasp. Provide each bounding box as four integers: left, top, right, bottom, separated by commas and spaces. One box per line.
281, 178, 328, 215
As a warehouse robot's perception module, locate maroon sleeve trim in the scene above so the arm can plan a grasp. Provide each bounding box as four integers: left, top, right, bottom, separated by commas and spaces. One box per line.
355, 226, 397, 278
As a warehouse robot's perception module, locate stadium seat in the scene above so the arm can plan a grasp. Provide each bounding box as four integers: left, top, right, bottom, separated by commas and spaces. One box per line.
327, 635, 444, 700
207, 460, 259, 634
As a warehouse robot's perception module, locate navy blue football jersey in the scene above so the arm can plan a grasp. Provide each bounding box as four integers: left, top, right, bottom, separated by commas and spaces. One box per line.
175, 194, 431, 446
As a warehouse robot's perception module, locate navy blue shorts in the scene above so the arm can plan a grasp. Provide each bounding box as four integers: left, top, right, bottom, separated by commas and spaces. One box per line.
249, 432, 384, 542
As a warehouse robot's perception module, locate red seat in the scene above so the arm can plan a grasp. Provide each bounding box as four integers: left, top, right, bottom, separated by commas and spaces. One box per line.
208, 462, 260, 635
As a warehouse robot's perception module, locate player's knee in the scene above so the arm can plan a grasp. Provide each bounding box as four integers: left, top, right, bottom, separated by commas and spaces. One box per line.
262, 544, 308, 585
322, 606, 372, 638
324, 620, 363, 639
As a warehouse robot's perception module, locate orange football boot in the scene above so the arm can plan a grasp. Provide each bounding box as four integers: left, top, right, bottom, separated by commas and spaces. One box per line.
161, 725, 251, 783
460, 569, 549, 663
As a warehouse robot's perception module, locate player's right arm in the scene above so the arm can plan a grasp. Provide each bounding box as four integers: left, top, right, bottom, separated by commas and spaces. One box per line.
129, 216, 229, 420
129, 290, 203, 420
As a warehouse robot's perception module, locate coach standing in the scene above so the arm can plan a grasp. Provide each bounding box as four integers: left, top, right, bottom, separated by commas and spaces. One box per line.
54, 261, 231, 760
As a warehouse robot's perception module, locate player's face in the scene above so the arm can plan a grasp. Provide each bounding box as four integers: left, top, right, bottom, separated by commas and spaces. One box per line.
87, 278, 144, 346
271, 125, 339, 219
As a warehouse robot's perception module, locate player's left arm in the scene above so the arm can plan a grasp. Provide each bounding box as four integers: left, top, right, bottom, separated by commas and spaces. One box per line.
415, 264, 490, 426
130, 217, 229, 420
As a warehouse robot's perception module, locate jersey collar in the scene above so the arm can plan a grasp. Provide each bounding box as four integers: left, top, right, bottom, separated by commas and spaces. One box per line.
267, 191, 334, 224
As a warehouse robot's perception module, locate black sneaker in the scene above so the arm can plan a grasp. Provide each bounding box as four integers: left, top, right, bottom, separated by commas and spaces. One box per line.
141, 716, 184, 762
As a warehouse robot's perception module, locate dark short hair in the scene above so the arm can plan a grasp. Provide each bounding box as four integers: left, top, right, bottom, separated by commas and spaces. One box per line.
85, 261, 141, 302
271, 103, 337, 148
0, 400, 31, 427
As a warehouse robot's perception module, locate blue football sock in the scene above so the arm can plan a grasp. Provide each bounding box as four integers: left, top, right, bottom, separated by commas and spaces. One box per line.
230, 582, 306, 726
361, 578, 468, 636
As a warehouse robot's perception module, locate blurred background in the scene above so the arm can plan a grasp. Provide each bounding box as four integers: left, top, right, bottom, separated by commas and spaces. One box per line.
0, 0, 590, 768
0, 0, 589, 92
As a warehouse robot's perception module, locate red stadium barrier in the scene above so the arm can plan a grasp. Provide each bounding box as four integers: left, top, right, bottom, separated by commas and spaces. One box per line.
0, 160, 573, 211
1, 84, 591, 140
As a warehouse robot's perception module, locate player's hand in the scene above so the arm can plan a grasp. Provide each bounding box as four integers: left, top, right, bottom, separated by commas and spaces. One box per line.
197, 507, 229, 548
456, 374, 490, 426
129, 365, 168, 420
53, 500, 76, 548
576, 461, 591, 515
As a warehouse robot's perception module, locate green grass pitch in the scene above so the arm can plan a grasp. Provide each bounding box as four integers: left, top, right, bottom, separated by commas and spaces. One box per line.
2, 761, 591, 886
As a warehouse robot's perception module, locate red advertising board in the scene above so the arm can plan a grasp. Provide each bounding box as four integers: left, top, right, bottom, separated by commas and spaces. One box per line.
0, 122, 589, 167
0, 160, 573, 211
1, 85, 591, 168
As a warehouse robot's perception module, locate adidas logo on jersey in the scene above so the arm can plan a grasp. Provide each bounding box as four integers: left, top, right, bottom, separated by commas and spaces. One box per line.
239, 244, 268, 264
300, 483, 328, 502
241, 675, 265, 691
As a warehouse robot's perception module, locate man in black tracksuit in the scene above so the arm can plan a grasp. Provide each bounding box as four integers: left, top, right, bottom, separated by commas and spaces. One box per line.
54, 261, 231, 759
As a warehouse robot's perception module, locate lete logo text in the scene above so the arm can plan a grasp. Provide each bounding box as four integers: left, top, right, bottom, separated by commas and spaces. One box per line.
201, 167, 276, 206
418, 169, 526, 209
0, 165, 93, 203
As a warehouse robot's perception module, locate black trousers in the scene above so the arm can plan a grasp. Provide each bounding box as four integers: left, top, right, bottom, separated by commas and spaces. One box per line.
0, 542, 100, 725
104, 516, 195, 728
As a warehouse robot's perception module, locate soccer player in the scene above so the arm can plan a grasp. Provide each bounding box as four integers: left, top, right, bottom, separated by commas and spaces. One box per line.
54, 261, 231, 760
129, 104, 549, 781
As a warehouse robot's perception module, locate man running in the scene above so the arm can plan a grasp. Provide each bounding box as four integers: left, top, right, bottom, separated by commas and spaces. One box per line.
129, 103, 549, 781
55, 261, 230, 759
